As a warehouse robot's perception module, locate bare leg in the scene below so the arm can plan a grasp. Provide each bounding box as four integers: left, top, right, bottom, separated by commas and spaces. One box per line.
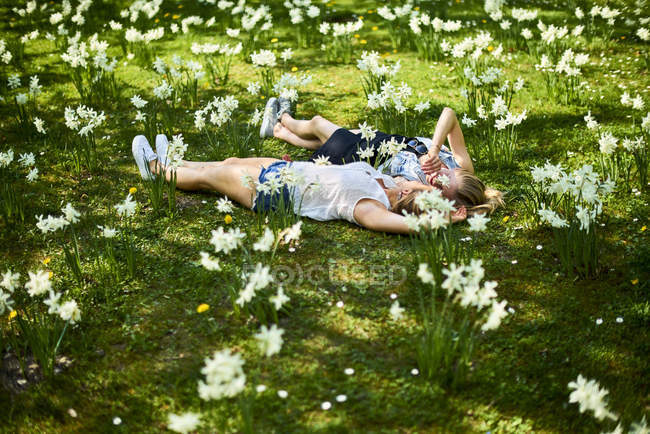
280, 113, 341, 143
177, 157, 280, 169
273, 122, 322, 150
148, 158, 279, 208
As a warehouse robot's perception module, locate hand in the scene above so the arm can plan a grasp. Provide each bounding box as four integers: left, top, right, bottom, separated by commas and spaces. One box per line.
419, 154, 442, 175
451, 206, 467, 223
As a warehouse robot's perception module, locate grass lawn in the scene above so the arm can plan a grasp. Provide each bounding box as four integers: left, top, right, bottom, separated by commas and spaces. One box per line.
0, 0, 648, 432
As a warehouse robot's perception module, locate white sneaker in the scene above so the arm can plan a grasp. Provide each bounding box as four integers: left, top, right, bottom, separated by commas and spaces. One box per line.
260, 97, 279, 138
131, 135, 157, 180
155, 134, 169, 167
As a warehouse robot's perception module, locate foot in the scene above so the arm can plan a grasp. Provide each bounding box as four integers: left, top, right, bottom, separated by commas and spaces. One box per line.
277, 97, 292, 120
260, 97, 279, 138
155, 134, 169, 167
132, 135, 157, 180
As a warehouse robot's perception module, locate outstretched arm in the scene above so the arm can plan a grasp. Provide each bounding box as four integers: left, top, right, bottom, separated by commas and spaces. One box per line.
421, 107, 474, 174
353, 199, 467, 234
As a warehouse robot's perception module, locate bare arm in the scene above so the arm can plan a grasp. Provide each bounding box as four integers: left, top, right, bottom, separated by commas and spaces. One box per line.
423, 107, 474, 174
354, 199, 413, 234
353, 199, 467, 234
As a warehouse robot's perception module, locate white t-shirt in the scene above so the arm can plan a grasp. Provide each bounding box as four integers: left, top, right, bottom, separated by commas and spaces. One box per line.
289, 161, 397, 225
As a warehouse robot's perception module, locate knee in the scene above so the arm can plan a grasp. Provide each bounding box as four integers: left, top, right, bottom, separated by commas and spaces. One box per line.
223, 157, 239, 164
310, 115, 325, 127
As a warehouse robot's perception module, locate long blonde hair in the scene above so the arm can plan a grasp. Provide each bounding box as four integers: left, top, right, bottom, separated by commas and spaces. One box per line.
393, 169, 504, 216
455, 169, 504, 215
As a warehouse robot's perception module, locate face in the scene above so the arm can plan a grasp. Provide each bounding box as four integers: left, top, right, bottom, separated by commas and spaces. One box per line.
386, 180, 433, 207
426, 168, 459, 200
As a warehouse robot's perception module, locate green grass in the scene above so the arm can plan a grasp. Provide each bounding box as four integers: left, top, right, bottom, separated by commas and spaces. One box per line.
1, 0, 649, 432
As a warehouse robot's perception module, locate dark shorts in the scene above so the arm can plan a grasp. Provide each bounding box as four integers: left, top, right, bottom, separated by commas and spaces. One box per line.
309, 128, 414, 166
252, 161, 293, 212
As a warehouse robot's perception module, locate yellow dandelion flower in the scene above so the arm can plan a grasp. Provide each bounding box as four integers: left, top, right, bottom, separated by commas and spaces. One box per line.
48, 271, 53, 279
414, 7, 420, 11
487, 45, 494, 52
359, 16, 364, 20
129, 187, 137, 194
164, 12, 169, 17
482, 19, 487, 23
367, 10, 374, 14
260, 95, 266, 99
631, 278, 639, 285
360, 40, 367, 44
155, 18, 159, 23
43, 257, 51, 265
197, 303, 209, 313
291, 66, 298, 72
9, 310, 17, 320
354, 34, 360, 38
641, 225, 647, 232
172, 14, 180, 19
621, 36, 625, 40
271, 38, 278, 43
224, 214, 233, 224
502, 216, 510, 223
392, 49, 397, 53
178, 4, 183, 8
372, 26, 378, 31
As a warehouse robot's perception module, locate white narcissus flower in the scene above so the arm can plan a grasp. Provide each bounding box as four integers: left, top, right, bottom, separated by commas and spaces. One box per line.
568, 375, 617, 421
481, 299, 508, 331
216, 197, 234, 213
1, 269, 20, 292
199, 252, 221, 271
389, 300, 405, 321
584, 111, 598, 129
357, 147, 375, 160
253, 227, 275, 252
246, 81, 261, 95
97, 225, 118, 238
313, 155, 331, 166
62, 203, 81, 223
269, 286, 289, 310
598, 131, 618, 155
19, 152, 35, 167
167, 412, 201, 434
198, 348, 246, 401
115, 193, 137, 218
358, 121, 376, 141
417, 263, 434, 284
468, 213, 490, 232
279, 221, 302, 244
26, 168, 39, 182
210, 227, 246, 254
44, 290, 62, 314
25, 270, 52, 297
58, 299, 81, 323
33, 117, 46, 134
254, 324, 284, 357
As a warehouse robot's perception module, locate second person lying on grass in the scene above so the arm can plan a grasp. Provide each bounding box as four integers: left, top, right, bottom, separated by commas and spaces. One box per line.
260, 98, 502, 217
132, 135, 466, 234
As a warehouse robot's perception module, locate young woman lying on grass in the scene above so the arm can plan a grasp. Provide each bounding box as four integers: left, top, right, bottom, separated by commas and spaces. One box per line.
132, 135, 466, 234
260, 98, 503, 216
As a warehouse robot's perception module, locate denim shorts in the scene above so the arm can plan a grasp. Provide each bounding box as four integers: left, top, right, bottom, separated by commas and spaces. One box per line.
252, 161, 293, 212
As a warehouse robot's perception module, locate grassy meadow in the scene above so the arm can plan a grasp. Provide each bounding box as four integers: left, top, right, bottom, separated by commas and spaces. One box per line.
0, 0, 648, 432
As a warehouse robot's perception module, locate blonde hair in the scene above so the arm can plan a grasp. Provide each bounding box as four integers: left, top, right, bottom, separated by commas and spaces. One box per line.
393, 169, 504, 216
394, 190, 421, 215
455, 169, 504, 215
